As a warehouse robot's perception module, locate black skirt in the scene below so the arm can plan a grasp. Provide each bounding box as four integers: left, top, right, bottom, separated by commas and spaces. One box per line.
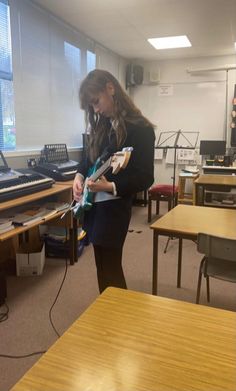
82, 197, 132, 248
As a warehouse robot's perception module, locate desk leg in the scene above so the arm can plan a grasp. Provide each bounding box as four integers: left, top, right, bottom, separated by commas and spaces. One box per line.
196, 184, 204, 206
68, 217, 78, 265
69, 228, 74, 265
73, 217, 78, 262
177, 238, 183, 288
195, 184, 199, 205
143, 189, 147, 206
152, 231, 158, 295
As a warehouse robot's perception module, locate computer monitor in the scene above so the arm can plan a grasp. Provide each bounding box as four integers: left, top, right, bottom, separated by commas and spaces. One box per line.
199, 140, 226, 159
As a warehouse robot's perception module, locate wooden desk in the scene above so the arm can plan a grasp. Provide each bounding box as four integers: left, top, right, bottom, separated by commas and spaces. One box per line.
195, 174, 236, 207
0, 184, 76, 264
202, 165, 236, 175
55, 180, 79, 262
178, 172, 199, 204
11, 287, 236, 391
150, 204, 236, 295
55, 180, 74, 187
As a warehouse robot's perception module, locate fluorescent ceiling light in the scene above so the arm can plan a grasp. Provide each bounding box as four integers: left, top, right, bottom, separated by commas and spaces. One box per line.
148, 35, 192, 50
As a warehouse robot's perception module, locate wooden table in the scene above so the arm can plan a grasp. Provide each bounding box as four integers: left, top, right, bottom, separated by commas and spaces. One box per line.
11, 287, 236, 391
202, 165, 236, 175
55, 180, 81, 262
195, 174, 236, 207
178, 172, 199, 205
150, 204, 236, 295
0, 184, 76, 264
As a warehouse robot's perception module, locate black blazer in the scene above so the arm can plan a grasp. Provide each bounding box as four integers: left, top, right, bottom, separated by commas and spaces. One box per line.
78, 120, 155, 247
78, 120, 155, 197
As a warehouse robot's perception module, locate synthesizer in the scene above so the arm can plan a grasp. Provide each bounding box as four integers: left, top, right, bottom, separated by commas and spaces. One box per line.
34, 160, 78, 181
0, 168, 54, 202
34, 143, 79, 181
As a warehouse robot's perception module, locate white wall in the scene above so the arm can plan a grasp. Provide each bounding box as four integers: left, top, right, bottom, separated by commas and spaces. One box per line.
131, 55, 236, 183
7, 0, 236, 183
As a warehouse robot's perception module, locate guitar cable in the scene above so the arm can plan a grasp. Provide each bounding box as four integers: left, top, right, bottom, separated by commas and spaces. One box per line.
0, 302, 9, 322
0, 223, 70, 359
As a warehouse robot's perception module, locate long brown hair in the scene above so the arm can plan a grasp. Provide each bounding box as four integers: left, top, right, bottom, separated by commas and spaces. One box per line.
79, 69, 154, 162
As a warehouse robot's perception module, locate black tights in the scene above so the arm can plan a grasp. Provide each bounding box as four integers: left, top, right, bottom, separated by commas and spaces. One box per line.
93, 245, 127, 293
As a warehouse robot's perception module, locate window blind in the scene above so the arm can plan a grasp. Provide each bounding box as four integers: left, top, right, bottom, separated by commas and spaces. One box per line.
0, 0, 15, 150
8, 0, 125, 152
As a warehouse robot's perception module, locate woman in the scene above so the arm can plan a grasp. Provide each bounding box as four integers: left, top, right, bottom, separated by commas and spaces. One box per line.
73, 69, 155, 293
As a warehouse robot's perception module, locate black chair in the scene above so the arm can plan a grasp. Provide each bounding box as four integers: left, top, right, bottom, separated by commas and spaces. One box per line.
196, 233, 236, 304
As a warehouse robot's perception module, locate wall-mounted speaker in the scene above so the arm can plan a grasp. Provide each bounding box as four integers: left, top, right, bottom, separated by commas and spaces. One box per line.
146, 68, 160, 84
126, 64, 144, 88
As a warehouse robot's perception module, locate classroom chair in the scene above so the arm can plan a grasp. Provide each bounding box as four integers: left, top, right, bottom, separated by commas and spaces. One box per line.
196, 233, 236, 304
147, 184, 178, 223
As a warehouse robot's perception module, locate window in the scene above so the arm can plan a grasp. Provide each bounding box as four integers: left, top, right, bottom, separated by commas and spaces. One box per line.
64, 41, 81, 74
87, 50, 96, 73
0, 0, 15, 150
5, 0, 123, 152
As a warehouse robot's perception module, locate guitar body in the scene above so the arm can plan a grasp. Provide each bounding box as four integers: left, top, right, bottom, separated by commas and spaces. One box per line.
73, 163, 98, 219
73, 147, 133, 220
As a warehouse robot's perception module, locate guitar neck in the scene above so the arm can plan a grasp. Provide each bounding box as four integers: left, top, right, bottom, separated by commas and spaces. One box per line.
90, 157, 112, 182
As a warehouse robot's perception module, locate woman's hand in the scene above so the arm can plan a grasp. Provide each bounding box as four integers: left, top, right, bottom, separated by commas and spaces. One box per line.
87, 175, 113, 193
73, 173, 84, 201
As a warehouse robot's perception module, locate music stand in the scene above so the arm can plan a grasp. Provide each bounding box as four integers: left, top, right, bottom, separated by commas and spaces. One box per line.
156, 129, 199, 208
156, 130, 199, 253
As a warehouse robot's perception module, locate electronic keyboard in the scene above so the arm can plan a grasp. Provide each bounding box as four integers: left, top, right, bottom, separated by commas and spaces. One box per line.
0, 168, 54, 202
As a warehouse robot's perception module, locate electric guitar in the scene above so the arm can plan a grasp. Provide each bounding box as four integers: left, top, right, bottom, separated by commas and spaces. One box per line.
73, 147, 133, 219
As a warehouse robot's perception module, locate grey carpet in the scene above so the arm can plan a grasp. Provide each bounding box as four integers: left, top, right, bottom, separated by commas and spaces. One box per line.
0, 204, 235, 391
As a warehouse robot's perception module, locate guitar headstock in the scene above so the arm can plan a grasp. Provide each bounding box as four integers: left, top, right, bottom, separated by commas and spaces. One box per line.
110, 147, 133, 174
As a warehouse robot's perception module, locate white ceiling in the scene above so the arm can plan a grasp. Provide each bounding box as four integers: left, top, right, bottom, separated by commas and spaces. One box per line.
32, 0, 236, 61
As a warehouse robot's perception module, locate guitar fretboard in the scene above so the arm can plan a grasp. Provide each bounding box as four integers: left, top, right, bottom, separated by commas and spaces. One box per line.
91, 157, 112, 182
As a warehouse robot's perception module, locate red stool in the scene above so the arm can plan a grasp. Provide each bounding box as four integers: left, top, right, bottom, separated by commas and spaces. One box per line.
148, 184, 178, 222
